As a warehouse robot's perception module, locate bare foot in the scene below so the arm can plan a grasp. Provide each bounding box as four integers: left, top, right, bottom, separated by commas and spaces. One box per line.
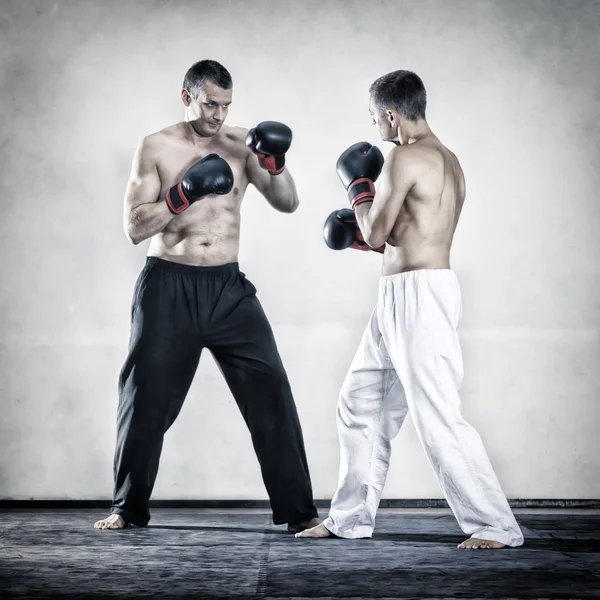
295, 522, 332, 538
287, 517, 322, 534
93, 514, 126, 530
458, 537, 506, 549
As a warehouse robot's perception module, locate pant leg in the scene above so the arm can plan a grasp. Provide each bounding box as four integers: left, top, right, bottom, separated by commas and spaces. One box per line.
380, 269, 524, 547
207, 272, 317, 525
111, 260, 202, 526
322, 308, 409, 539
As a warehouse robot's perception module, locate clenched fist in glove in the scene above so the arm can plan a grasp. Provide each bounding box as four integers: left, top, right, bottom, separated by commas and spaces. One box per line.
323, 208, 384, 254
246, 121, 292, 175
336, 142, 384, 208
166, 154, 234, 215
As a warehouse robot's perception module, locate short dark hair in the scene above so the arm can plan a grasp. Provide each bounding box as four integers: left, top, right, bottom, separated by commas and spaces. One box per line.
369, 70, 426, 121
183, 60, 232, 97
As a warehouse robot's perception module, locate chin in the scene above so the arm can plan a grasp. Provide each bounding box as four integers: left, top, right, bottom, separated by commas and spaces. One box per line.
194, 121, 221, 136
379, 130, 396, 143
202, 126, 220, 137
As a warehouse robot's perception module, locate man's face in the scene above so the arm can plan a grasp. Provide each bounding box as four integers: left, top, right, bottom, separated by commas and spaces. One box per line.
369, 97, 399, 143
183, 80, 233, 136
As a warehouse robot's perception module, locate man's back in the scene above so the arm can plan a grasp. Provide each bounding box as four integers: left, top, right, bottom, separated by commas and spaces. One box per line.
383, 137, 466, 275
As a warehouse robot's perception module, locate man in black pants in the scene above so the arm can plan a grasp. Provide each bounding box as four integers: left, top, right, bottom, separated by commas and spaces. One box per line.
94, 60, 319, 532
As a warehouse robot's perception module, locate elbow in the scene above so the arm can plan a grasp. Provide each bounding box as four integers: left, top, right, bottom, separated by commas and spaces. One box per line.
124, 222, 142, 245
271, 193, 299, 213
124, 209, 149, 245
127, 234, 142, 246
364, 226, 386, 250
285, 190, 300, 213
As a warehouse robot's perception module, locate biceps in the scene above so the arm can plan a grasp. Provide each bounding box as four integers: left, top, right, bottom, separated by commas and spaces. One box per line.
372, 168, 413, 230
371, 185, 403, 232
124, 168, 161, 216
370, 199, 397, 234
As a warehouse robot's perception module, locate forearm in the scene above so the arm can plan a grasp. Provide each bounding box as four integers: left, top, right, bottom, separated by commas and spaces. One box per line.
265, 169, 299, 213
354, 202, 376, 244
125, 201, 175, 245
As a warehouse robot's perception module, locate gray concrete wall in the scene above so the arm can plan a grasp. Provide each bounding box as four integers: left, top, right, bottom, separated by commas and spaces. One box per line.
1, 0, 599, 500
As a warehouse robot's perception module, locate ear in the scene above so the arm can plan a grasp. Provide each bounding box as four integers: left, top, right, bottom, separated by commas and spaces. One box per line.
181, 89, 192, 107
386, 109, 396, 127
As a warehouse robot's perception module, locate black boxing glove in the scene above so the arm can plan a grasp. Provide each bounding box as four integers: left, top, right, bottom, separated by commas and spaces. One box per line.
246, 121, 292, 175
323, 208, 385, 254
166, 154, 234, 215
336, 142, 384, 209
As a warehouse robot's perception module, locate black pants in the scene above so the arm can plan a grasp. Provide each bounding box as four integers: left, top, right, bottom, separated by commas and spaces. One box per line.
111, 257, 318, 526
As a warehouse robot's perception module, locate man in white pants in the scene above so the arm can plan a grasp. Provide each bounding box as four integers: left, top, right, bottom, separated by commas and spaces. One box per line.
298, 70, 523, 549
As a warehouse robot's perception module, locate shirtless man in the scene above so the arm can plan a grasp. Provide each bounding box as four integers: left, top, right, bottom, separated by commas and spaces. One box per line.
94, 59, 319, 533
298, 70, 524, 549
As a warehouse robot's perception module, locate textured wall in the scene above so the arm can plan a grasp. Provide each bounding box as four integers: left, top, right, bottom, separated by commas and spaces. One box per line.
1, 0, 599, 500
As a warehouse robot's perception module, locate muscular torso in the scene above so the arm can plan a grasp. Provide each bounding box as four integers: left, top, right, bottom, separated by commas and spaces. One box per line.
149, 123, 251, 266
382, 137, 465, 276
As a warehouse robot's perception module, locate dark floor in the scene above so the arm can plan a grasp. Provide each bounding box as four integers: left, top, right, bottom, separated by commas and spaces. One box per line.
1, 508, 599, 599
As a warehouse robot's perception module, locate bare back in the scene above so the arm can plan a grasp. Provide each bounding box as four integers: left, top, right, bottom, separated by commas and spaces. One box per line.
142, 123, 253, 266
382, 137, 465, 275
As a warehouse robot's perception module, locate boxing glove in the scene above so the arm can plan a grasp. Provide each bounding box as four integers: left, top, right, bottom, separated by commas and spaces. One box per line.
246, 121, 292, 175
166, 154, 234, 215
336, 142, 384, 209
323, 208, 384, 254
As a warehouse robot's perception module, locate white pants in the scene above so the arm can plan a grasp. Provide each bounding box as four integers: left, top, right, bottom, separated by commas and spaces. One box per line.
322, 269, 524, 547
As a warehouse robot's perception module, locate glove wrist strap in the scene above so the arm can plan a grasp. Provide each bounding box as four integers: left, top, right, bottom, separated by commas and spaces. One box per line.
259, 154, 286, 175
166, 183, 191, 214
348, 178, 375, 208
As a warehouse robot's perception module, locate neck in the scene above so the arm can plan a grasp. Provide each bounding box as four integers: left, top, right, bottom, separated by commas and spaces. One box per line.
398, 119, 433, 144
184, 118, 213, 142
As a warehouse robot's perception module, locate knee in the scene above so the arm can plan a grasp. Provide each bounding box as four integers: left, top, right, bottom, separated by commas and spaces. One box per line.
336, 390, 365, 431
338, 375, 359, 410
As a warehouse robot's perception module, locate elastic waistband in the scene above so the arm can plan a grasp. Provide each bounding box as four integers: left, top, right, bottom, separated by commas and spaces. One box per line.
379, 268, 456, 282
146, 256, 240, 275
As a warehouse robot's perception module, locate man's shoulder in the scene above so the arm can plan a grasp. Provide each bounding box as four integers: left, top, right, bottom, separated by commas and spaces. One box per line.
144, 123, 184, 146
216, 125, 252, 161
390, 139, 447, 172
221, 124, 250, 144
136, 124, 185, 161
386, 143, 422, 172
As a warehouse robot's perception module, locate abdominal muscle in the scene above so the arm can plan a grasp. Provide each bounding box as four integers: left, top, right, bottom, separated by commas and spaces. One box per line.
148, 200, 242, 266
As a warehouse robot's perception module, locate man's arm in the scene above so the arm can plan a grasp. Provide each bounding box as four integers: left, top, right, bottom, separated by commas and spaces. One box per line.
123, 137, 175, 245
354, 146, 416, 249
245, 152, 299, 212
